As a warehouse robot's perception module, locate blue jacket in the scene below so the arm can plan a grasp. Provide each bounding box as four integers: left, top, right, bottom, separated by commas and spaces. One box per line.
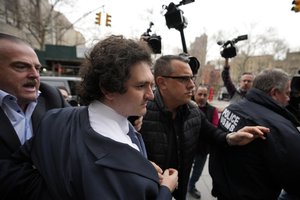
30, 106, 172, 200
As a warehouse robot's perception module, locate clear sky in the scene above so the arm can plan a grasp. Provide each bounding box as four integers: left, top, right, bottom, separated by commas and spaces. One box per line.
58, 0, 300, 61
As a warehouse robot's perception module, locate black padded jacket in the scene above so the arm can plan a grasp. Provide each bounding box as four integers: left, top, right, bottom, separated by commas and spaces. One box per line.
140, 89, 228, 200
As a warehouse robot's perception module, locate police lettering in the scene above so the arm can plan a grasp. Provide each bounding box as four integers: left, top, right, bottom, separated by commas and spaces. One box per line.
220, 108, 241, 132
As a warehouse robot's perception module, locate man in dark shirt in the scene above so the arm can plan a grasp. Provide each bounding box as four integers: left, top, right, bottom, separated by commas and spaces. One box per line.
222, 58, 254, 103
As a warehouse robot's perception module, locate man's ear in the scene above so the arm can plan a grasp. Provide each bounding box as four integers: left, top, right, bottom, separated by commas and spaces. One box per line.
156, 76, 167, 89
269, 87, 278, 100
101, 88, 114, 100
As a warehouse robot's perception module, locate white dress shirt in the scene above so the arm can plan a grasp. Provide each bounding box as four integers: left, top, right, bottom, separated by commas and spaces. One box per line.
88, 100, 140, 152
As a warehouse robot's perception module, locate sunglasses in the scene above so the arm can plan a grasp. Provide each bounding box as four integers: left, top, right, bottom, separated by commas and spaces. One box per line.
162, 75, 196, 84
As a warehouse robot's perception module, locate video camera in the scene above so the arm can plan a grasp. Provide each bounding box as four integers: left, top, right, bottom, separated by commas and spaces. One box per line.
217, 35, 248, 59
163, 0, 194, 30
179, 53, 200, 75
141, 22, 162, 54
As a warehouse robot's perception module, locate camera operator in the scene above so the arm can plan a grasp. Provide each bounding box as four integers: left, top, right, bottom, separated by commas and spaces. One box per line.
219, 35, 253, 103
222, 58, 254, 104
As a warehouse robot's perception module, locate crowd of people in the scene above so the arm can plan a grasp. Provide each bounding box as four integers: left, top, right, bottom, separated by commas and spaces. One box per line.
0, 32, 299, 200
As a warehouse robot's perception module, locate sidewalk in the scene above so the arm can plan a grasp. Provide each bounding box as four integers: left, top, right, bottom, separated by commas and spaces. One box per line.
187, 99, 228, 200
186, 157, 217, 200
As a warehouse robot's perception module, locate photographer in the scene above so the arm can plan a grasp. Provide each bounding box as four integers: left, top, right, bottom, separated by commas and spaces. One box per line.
219, 35, 253, 103
222, 58, 254, 103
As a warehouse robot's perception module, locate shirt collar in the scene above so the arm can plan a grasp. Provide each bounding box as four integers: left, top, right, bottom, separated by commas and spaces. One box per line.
0, 89, 40, 108
0, 89, 14, 105
88, 100, 130, 140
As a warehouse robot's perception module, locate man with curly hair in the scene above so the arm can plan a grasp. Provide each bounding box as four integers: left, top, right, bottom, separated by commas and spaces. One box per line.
0, 35, 178, 200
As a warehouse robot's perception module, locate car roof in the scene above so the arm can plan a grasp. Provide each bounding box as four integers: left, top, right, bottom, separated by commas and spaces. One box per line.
40, 76, 81, 81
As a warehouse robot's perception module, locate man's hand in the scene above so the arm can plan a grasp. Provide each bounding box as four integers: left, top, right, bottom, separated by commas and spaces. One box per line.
150, 161, 163, 183
224, 58, 230, 69
226, 126, 269, 146
149, 161, 178, 192
161, 168, 178, 192
133, 116, 143, 131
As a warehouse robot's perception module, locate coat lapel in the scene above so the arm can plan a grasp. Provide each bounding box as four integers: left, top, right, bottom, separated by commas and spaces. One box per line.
0, 107, 21, 151
84, 128, 159, 183
32, 96, 46, 134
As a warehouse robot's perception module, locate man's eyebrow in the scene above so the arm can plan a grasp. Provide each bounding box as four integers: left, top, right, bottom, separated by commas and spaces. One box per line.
136, 79, 153, 83
11, 61, 42, 67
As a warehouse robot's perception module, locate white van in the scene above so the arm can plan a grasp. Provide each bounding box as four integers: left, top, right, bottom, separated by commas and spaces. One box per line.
40, 76, 81, 103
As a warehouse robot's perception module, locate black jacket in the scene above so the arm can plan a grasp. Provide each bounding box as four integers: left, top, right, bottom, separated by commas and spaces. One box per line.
0, 82, 69, 159
198, 103, 218, 154
140, 90, 228, 200
210, 88, 300, 200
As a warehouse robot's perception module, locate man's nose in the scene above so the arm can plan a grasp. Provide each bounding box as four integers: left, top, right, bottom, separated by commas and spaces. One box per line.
188, 79, 195, 88
28, 66, 40, 77
146, 86, 154, 100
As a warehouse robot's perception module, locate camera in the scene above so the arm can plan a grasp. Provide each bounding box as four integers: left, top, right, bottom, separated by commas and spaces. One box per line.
179, 53, 200, 75
163, 0, 194, 30
217, 35, 248, 59
141, 22, 162, 54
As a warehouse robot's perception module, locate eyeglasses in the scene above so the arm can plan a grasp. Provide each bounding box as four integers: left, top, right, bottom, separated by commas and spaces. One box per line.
162, 75, 196, 84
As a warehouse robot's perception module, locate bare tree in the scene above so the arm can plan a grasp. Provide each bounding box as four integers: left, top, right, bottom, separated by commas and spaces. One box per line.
0, 0, 80, 50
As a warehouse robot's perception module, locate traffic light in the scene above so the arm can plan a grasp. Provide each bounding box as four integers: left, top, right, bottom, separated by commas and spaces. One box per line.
292, 0, 300, 12
105, 13, 111, 27
95, 12, 101, 25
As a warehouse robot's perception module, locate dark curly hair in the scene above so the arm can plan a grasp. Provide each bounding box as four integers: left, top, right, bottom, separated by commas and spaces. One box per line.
78, 35, 152, 105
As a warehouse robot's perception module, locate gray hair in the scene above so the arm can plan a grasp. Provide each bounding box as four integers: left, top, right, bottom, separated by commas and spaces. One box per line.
252, 68, 290, 93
